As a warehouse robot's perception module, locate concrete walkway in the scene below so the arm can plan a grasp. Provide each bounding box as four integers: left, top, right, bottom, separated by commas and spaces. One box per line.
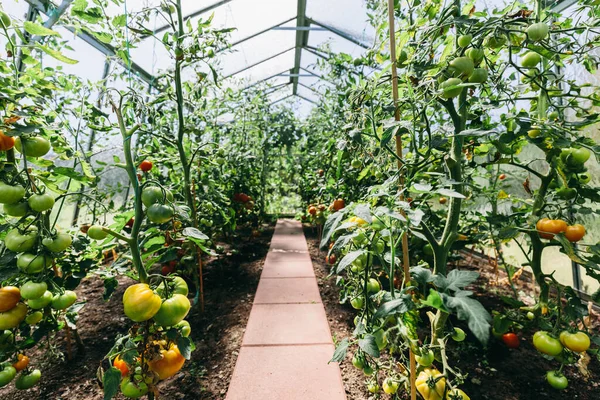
226, 219, 347, 400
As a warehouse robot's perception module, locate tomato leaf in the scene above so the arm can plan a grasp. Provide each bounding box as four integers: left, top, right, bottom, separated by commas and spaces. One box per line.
329, 338, 349, 363
24, 21, 60, 37
358, 334, 380, 358
182, 227, 209, 241
434, 269, 479, 292
443, 291, 491, 344
421, 289, 448, 311
320, 211, 345, 249
374, 293, 415, 318
354, 203, 372, 223
177, 336, 195, 360
102, 367, 121, 400
336, 249, 366, 274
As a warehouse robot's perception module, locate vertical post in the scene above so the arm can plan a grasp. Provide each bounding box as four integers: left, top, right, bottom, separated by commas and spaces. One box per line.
386, 2, 416, 400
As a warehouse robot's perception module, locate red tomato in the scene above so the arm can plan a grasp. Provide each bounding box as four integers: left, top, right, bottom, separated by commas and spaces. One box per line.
502, 332, 520, 348
139, 160, 153, 172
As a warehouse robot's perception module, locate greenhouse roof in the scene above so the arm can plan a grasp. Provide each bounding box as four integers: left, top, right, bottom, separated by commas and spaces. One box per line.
6, 0, 377, 118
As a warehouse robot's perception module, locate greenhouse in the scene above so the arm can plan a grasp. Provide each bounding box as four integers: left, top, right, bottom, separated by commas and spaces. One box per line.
0, 0, 599, 399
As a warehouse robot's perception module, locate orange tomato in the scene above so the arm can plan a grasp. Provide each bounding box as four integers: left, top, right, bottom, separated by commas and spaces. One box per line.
13, 354, 29, 371
148, 344, 185, 380
499, 173, 507, 180
0, 286, 21, 312
0, 131, 15, 151
564, 224, 585, 243
113, 355, 130, 377
308, 206, 317, 216
536, 218, 567, 239
439, 197, 448, 204
325, 254, 336, 265
332, 199, 345, 211
139, 160, 153, 172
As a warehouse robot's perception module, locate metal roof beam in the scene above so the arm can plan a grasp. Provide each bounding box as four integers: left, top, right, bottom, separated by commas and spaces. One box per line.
264, 82, 291, 96
296, 94, 317, 104
306, 18, 370, 49
269, 94, 293, 106
291, 0, 308, 95
240, 69, 291, 91
298, 82, 321, 95
223, 47, 295, 79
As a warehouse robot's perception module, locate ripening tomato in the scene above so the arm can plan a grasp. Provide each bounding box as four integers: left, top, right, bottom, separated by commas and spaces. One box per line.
447, 388, 470, 400
0, 286, 21, 312
499, 174, 506, 180
0, 131, 15, 151
148, 344, 185, 380
559, 331, 590, 353
383, 377, 400, 394
12, 354, 29, 371
367, 382, 380, 393
123, 284, 161, 322
416, 368, 446, 400
325, 254, 336, 265
536, 218, 567, 240
14, 136, 51, 157
0, 303, 27, 329
533, 331, 563, 356
113, 355, 130, 377
502, 332, 520, 348
139, 160, 153, 172
564, 224, 585, 243
332, 198, 345, 211
439, 197, 448, 205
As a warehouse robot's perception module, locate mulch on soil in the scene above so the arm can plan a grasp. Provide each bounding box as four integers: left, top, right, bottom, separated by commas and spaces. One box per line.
303, 224, 600, 400
0, 222, 274, 400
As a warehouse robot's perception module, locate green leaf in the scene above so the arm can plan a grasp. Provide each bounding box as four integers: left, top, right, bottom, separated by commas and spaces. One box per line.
443, 291, 491, 344
374, 293, 415, 318
436, 188, 465, 199
358, 334, 380, 358
434, 269, 479, 292
320, 211, 345, 249
176, 336, 195, 359
354, 203, 372, 223
336, 249, 365, 274
329, 338, 349, 363
421, 289, 448, 311
182, 227, 209, 241
36, 44, 78, 64
102, 367, 121, 400
24, 21, 60, 37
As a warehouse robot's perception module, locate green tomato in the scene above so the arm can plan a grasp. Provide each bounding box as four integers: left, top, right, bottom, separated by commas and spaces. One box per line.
153, 294, 191, 327
466, 47, 484, 64
51, 290, 77, 310
457, 34, 472, 48
351, 159, 362, 169
452, 327, 466, 342
141, 186, 173, 207
3, 201, 29, 217
350, 296, 364, 310
20, 281, 48, 300
571, 148, 591, 164
120, 377, 149, 398
449, 57, 474, 79
367, 278, 381, 294
373, 240, 385, 255
15, 369, 41, 390
383, 377, 400, 394
527, 23, 549, 42
0, 182, 25, 204
25, 311, 43, 325
147, 204, 174, 224
546, 371, 568, 390
15, 136, 51, 157
17, 253, 53, 274
156, 276, 189, 297
351, 354, 364, 370
416, 349, 435, 367
28, 193, 55, 212
175, 320, 191, 337
371, 218, 385, 231
0, 11, 12, 28
42, 232, 72, 253
362, 364, 374, 376
468, 68, 488, 84
556, 187, 577, 200
27, 290, 53, 310
440, 78, 463, 99
4, 227, 38, 252
521, 51, 541, 68
0, 365, 16, 388
0, 303, 27, 330
485, 34, 507, 48
533, 331, 563, 356
374, 329, 388, 350
526, 311, 535, 320
367, 382, 380, 393
423, 244, 434, 257
352, 231, 367, 245
87, 225, 109, 240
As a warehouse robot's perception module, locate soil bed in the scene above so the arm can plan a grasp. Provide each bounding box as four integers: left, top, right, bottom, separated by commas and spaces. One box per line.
0, 222, 274, 400
304, 224, 600, 400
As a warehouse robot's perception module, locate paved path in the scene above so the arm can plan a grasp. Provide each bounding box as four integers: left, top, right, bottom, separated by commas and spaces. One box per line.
226, 219, 347, 400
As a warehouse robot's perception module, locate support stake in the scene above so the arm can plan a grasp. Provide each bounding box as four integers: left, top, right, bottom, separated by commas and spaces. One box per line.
386, 2, 416, 399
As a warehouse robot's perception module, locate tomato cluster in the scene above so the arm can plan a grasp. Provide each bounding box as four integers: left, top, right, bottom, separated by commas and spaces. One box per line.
536, 218, 585, 242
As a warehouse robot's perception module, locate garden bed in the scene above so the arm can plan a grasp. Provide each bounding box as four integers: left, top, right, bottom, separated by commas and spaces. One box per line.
0, 222, 275, 400
304, 225, 600, 400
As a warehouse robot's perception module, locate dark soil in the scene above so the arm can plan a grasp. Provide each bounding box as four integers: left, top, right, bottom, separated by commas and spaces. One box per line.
0, 222, 275, 400
303, 225, 600, 400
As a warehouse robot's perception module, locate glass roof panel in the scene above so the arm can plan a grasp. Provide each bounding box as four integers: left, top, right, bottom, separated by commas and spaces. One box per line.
104, 0, 219, 18
223, 49, 294, 89
306, 0, 375, 47
267, 85, 292, 104
296, 85, 320, 103
307, 28, 368, 58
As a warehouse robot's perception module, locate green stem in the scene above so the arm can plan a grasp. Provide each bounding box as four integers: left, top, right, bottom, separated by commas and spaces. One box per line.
113, 101, 147, 283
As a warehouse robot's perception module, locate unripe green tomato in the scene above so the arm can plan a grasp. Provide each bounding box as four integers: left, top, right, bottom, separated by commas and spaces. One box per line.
0, 11, 12, 28
350, 296, 364, 310
51, 290, 77, 310
351, 354, 364, 370
27, 290, 53, 309
416, 349, 435, 367
527, 23, 549, 42
367, 382, 380, 393
15, 369, 41, 390
175, 320, 191, 337
88, 225, 109, 240
4, 228, 38, 252
373, 240, 385, 255
457, 34, 472, 48
449, 57, 474, 79
4, 201, 29, 217
42, 232, 72, 253
468, 68, 488, 84
351, 159, 362, 169
27, 193, 55, 212
367, 278, 381, 293
362, 364, 374, 376
17, 253, 53, 274
0, 183, 25, 205
577, 173, 591, 184
20, 281, 47, 300
25, 311, 43, 325
485, 34, 507, 48
526, 311, 535, 320
452, 327, 466, 342
466, 47, 484, 64
0, 365, 16, 388
440, 78, 463, 99
521, 51, 541, 68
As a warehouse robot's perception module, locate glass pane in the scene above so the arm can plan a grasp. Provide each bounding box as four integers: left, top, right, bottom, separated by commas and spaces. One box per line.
306, 0, 375, 46
223, 49, 294, 89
